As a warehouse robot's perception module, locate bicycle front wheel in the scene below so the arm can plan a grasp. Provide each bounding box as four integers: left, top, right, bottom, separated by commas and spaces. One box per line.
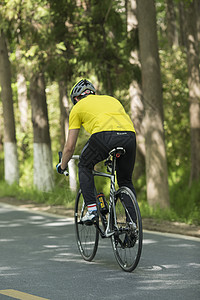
75, 189, 99, 261
111, 186, 143, 272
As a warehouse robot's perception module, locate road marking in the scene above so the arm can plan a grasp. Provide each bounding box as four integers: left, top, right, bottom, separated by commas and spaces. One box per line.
144, 229, 200, 242
0, 290, 49, 300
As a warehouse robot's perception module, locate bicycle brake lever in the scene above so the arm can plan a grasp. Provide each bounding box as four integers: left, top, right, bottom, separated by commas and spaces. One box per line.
58, 151, 68, 176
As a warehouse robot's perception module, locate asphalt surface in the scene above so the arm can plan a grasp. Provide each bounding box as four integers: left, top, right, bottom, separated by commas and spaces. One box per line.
0, 202, 200, 300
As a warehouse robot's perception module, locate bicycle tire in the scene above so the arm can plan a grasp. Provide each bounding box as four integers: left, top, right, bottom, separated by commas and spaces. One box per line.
111, 186, 143, 272
74, 189, 99, 261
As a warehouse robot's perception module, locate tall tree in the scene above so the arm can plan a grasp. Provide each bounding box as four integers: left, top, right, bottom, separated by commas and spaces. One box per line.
0, 102, 3, 151
179, 1, 187, 47
137, 0, 170, 208
58, 81, 77, 191
16, 48, 28, 133
30, 71, 54, 191
184, 0, 200, 185
166, 0, 179, 47
127, 0, 145, 157
127, 0, 146, 180
0, 30, 19, 184
195, 0, 200, 43
58, 81, 69, 149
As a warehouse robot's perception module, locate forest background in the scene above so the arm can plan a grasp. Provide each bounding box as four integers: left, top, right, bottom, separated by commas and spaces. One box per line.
0, 0, 200, 225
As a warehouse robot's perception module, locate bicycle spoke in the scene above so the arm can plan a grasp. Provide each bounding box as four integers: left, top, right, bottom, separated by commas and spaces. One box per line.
75, 190, 99, 261
111, 187, 143, 272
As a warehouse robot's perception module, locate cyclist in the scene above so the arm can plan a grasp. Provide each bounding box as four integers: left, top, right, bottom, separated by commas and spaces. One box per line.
56, 79, 137, 224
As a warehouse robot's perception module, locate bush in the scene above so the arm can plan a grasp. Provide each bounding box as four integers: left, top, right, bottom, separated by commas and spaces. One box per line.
169, 176, 200, 225
0, 180, 76, 208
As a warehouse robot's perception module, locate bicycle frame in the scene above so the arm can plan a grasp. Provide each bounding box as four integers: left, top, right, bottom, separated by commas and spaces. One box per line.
93, 169, 117, 238
72, 154, 119, 238
93, 152, 121, 238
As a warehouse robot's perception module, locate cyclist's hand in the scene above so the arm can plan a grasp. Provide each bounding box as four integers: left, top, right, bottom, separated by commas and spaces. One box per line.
56, 162, 69, 176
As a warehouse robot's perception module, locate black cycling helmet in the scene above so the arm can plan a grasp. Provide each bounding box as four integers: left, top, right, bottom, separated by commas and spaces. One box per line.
70, 79, 96, 104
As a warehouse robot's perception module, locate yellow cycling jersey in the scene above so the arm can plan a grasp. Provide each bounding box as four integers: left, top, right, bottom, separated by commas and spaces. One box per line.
69, 95, 135, 135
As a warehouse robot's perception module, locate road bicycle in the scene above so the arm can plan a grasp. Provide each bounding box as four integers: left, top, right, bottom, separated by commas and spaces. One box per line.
59, 147, 143, 272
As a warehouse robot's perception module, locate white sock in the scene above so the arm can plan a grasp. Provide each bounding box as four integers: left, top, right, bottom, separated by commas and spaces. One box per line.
88, 204, 97, 212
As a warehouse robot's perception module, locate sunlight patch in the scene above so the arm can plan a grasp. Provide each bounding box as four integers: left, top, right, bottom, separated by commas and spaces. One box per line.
143, 239, 157, 245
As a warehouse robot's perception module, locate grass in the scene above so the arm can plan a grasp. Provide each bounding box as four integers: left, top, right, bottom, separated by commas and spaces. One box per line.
0, 180, 76, 208
137, 176, 200, 225
139, 201, 179, 222
169, 178, 200, 225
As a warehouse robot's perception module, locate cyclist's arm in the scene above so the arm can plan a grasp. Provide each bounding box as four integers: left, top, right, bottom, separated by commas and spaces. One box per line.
61, 129, 80, 169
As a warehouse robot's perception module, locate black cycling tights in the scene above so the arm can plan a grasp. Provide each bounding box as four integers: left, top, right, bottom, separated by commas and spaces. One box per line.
78, 131, 137, 216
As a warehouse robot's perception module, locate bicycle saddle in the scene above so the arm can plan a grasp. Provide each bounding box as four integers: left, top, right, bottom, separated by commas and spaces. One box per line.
109, 147, 126, 158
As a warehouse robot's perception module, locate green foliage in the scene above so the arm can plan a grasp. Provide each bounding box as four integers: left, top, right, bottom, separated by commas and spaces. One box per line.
139, 169, 200, 225
0, 180, 76, 207
170, 174, 200, 225
139, 201, 178, 222
160, 48, 190, 183
0, 147, 4, 181
139, 199, 200, 226
156, 0, 168, 48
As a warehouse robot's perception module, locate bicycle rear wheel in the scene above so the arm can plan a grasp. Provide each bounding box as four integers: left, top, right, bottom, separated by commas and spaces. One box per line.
111, 186, 143, 272
75, 189, 99, 261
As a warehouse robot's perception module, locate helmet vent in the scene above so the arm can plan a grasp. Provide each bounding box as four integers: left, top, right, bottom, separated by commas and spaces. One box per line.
70, 79, 96, 104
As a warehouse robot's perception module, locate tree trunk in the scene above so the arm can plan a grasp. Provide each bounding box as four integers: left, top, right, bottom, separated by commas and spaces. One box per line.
195, 0, 200, 43
179, 1, 187, 48
0, 30, 19, 184
30, 72, 54, 191
127, 0, 146, 180
17, 72, 28, 132
128, 0, 146, 158
0, 103, 3, 152
166, 0, 179, 47
184, 1, 200, 185
58, 81, 77, 192
16, 47, 28, 133
137, 0, 170, 208
58, 81, 69, 149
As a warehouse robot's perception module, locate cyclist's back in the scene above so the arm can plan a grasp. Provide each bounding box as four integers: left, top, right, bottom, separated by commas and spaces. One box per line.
69, 94, 135, 135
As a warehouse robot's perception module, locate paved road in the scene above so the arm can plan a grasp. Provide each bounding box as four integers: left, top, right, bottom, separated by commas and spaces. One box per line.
0, 202, 199, 300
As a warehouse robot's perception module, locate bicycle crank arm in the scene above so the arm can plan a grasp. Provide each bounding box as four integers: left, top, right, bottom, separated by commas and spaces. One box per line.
94, 223, 114, 238
94, 222, 106, 238
105, 231, 115, 238
102, 230, 115, 238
